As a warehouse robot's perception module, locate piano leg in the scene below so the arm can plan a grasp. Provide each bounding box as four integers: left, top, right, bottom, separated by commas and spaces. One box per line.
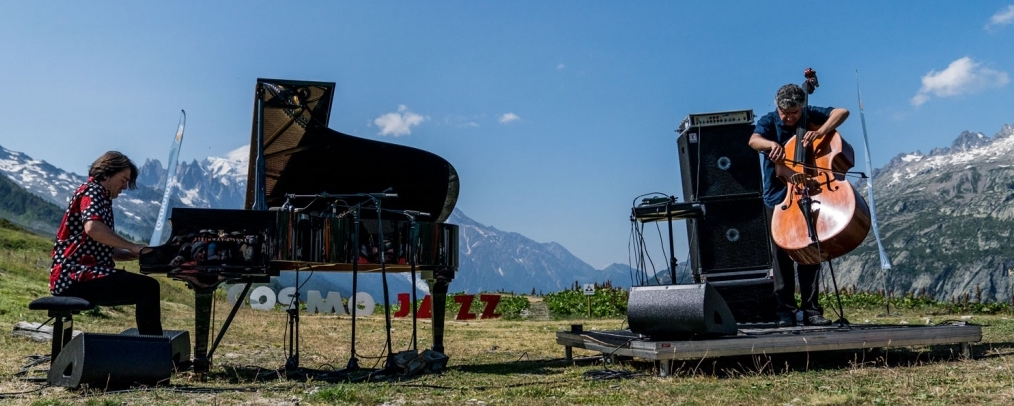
428, 268, 454, 354
192, 288, 213, 375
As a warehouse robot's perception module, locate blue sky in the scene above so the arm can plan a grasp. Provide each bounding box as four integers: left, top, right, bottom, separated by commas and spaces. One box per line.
2, 1, 1013, 269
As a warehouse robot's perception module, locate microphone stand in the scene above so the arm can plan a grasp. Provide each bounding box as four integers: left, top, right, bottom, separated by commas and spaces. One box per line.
368, 195, 398, 372
275, 191, 398, 374
346, 201, 363, 370
280, 195, 322, 374
405, 213, 420, 351
382, 208, 430, 351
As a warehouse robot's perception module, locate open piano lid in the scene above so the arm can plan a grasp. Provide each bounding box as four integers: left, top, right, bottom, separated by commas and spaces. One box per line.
244, 78, 459, 222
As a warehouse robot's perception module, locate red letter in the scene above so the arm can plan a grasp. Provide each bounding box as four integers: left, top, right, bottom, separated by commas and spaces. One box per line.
454, 294, 476, 320
479, 294, 501, 319
394, 293, 410, 318
417, 295, 432, 318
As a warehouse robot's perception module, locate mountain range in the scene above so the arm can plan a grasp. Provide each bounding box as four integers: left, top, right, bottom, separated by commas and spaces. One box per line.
836, 123, 1014, 303
5, 120, 1014, 303
0, 144, 631, 301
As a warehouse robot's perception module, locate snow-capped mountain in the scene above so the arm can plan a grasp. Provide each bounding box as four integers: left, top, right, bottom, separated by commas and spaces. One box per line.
836, 122, 1014, 302
0, 145, 164, 239
138, 145, 249, 210
1, 143, 623, 299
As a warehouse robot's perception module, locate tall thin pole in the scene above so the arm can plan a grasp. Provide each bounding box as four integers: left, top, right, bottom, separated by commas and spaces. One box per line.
856, 71, 894, 314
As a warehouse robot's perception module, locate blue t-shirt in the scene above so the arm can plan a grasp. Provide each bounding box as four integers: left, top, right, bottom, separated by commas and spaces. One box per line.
754, 105, 836, 208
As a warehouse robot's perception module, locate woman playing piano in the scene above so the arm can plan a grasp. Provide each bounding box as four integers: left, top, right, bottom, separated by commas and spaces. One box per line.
48, 151, 164, 336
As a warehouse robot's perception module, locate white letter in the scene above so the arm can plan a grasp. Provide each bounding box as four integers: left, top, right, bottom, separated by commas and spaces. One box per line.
226, 284, 246, 306
249, 286, 277, 311
306, 290, 346, 315
277, 287, 297, 310
350, 292, 375, 318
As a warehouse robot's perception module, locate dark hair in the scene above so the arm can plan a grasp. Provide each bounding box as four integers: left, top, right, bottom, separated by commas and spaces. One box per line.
88, 151, 138, 190
775, 84, 806, 110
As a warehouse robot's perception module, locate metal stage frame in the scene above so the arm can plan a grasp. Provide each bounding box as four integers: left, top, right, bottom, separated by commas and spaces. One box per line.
557, 322, 981, 376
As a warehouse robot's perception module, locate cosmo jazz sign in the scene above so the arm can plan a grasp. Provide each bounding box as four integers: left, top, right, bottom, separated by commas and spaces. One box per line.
226, 285, 501, 320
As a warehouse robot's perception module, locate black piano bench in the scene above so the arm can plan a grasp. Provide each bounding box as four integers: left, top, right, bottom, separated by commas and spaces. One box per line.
28, 296, 95, 361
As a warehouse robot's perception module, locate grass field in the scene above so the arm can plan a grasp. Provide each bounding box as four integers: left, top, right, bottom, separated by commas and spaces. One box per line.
3, 223, 1014, 405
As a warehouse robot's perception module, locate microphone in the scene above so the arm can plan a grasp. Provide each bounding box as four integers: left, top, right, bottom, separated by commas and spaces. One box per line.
368, 193, 399, 198
402, 210, 431, 217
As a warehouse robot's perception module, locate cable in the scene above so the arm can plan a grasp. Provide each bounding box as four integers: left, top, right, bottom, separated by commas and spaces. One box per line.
0, 385, 46, 399
12, 354, 49, 378
581, 337, 650, 381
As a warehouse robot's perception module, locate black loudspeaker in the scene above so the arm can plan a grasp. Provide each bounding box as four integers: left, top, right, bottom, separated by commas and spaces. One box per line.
627, 284, 738, 339
710, 278, 778, 324
678, 123, 761, 201
48, 333, 175, 388
687, 197, 772, 274
120, 328, 192, 370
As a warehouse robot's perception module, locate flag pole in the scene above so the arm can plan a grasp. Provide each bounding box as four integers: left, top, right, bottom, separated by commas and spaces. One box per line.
856, 71, 895, 316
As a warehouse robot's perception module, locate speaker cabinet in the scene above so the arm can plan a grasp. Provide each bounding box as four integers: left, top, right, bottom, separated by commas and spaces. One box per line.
120, 328, 191, 370
627, 284, 738, 339
678, 123, 761, 201
710, 278, 778, 324
48, 333, 175, 388
687, 197, 772, 274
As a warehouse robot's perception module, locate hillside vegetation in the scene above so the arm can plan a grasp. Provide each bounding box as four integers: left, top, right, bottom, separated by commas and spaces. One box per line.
0, 175, 62, 235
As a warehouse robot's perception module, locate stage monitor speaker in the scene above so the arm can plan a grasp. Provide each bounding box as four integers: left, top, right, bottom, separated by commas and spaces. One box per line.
48, 333, 174, 388
121, 328, 191, 370
710, 278, 778, 324
687, 197, 772, 274
627, 284, 738, 339
678, 123, 761, 201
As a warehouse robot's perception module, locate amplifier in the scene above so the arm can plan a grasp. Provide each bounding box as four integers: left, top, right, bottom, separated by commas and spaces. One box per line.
632, 201, 703, 223
677, 109, 754, 134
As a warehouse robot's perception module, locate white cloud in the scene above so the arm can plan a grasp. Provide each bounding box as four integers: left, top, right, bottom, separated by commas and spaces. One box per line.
374, 105, 426, 136
226, 145, 249, 162
499, 113, 520, 124
985, 5, 1014, 30
910, 57, 1009, 106
444, 115, 479, 128
557, 63, 566, 70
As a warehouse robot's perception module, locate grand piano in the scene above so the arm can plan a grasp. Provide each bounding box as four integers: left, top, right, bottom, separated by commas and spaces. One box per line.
140, 78, 460, 374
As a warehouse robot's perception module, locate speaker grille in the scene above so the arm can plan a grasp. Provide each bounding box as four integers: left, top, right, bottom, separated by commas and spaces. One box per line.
687, 197, 771, 273
678, 124, 761, 200
711, 278, 778, 323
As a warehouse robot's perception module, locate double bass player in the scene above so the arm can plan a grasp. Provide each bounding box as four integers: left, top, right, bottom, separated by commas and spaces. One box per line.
748, 83, 849, 327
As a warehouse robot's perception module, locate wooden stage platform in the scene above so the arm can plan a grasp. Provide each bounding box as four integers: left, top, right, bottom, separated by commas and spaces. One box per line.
557, 321, 981, 376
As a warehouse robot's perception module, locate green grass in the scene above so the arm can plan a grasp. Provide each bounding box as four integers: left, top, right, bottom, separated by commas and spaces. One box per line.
4, 222, 1014, 405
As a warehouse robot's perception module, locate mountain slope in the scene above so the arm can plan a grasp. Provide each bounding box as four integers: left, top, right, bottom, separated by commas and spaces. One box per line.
0, 173, 63, 235
0, 145, 162, 239
836, 123, 1014, 302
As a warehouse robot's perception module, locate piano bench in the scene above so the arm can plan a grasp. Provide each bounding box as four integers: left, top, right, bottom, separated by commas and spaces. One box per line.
28, 296, 95, 361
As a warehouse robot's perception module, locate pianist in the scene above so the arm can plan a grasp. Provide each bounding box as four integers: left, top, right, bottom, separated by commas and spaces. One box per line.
48, 151, 164, 336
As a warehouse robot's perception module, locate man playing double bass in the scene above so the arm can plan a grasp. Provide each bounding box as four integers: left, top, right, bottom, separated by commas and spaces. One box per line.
749, 83, 849, 327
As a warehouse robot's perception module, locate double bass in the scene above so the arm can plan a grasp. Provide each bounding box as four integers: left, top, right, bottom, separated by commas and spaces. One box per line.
771, 69, 871, 265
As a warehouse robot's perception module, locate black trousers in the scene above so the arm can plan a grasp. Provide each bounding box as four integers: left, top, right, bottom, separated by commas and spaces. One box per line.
766, 206, 823, 318
58, 270, 163, 336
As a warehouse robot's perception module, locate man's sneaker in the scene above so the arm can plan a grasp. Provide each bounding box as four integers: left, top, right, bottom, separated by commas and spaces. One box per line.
806, 314, 832, 326
776, 315, 795, 327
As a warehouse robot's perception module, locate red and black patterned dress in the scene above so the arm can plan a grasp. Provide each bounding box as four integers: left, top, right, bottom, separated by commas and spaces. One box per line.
49, 177, 117, 295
